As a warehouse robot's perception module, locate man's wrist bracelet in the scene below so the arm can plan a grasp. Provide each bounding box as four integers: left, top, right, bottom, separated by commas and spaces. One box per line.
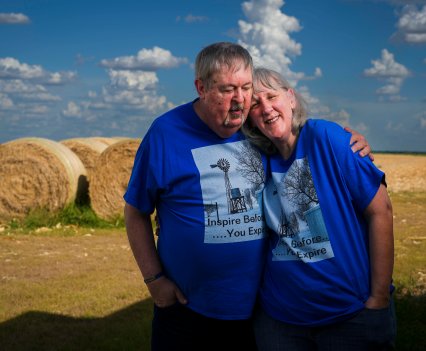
144, 271, 164, 284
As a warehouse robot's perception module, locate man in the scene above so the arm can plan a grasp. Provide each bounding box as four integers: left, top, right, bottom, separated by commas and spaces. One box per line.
124, 42, 370, 351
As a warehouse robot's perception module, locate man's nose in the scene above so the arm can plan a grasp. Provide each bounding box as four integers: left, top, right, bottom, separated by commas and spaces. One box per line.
233, 88, 244, 102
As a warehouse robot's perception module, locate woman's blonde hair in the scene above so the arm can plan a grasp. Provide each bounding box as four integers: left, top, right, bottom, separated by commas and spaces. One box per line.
242, 67, 308, 154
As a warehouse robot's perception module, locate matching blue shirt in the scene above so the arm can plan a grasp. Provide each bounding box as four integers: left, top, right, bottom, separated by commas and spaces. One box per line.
124, 101, 268, 320
259, 119, 386, 326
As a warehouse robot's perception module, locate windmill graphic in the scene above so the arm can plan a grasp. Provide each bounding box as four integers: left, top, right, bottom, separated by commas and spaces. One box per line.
210, 158, 247, 214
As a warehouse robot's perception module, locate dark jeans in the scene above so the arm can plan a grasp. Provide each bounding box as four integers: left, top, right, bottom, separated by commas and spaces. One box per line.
253, 301, 397, 351
151, 303, 258, 351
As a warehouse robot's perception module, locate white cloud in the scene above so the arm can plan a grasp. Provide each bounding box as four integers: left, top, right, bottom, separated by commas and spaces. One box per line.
394, 5, 426, 43
0, 57, 75, 84
0, 93, 14, 109
0, 58, 74, 122
0, 58, 44, 79
107, 70, 158, 91
19, 92, 61, 102
0, 80, 47, 94
236, 0, 344, 124
364, 49, 410, 78
100, 47, 188, 71
237, 0, 310, 86
62, 101, 82, 117
0, 13, 30, 24
364, 49, 410, 100
60, 47, 183, 126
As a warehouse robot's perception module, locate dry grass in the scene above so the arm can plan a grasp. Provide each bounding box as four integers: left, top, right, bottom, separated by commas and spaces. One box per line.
374, 153, 426, 193
0, 153, 425, 350
0, 230, 150, 321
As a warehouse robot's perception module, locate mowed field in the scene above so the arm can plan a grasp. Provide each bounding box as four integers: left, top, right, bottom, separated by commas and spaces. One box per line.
0, 153, 425, 350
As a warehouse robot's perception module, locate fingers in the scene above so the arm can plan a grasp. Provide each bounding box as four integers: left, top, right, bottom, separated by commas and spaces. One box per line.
344, 126, 353, 133
175, 289, 188, 305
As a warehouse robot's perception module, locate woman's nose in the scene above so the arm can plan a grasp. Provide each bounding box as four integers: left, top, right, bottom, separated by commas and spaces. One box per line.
261, 102, 273, 115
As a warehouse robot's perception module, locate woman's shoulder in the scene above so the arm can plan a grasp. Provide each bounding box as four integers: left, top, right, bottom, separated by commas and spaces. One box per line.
303, 118, 348, 139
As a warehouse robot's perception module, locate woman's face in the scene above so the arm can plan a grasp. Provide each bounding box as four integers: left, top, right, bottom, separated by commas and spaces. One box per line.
249, 84, 296, 144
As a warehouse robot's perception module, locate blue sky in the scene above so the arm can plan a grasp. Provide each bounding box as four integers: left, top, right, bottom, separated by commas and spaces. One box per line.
1, 0, 425, 152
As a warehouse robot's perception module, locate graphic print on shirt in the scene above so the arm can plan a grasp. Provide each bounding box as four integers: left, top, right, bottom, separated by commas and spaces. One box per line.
192, 140, 266, 243
265, 157, 334, 262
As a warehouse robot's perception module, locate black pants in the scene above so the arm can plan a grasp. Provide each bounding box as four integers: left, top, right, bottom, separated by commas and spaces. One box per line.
151, 303, 258, 351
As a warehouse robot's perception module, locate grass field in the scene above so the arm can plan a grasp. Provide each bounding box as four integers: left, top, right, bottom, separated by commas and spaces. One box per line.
0, 153, 425, 350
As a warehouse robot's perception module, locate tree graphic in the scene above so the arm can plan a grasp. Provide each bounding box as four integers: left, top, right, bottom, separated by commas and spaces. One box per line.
204, 203, 218, 220
244, 188, 253, 209
278, 210, 299, 238
282, 158, 318, 219
233, 141, 265, 194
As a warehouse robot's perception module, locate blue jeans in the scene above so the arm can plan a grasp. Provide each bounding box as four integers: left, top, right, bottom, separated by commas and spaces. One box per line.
151, 303, 258, 351
253, 301, 397, 351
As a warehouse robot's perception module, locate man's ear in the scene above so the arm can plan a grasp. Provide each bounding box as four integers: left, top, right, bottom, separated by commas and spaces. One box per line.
194, 79, 206, 99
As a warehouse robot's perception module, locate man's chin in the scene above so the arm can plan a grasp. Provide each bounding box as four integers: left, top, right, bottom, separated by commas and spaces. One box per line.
216, 124, 241, 138
224, 116, 244, 128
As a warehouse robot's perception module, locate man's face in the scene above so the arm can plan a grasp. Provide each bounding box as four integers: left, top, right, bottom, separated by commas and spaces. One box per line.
196, 64, 253, 138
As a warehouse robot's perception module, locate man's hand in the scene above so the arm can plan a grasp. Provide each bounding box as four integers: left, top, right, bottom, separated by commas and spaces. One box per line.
344, 126, 374, 161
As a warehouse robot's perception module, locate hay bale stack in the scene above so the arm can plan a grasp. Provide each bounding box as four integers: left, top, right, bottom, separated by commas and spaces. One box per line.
89, 138, 141, 220
90, 137, 121, 147
60, 138, 109, 179
0, 137, 87, 222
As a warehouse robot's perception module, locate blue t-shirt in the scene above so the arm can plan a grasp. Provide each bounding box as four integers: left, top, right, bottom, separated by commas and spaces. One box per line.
259, 119, 387, 326
124, 100, 268, 320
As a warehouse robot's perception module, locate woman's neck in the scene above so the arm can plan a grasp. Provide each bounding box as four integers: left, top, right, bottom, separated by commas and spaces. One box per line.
273, 132, 298, 160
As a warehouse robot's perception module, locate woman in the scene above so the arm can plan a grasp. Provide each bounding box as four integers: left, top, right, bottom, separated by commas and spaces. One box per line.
242, 68, 396, 350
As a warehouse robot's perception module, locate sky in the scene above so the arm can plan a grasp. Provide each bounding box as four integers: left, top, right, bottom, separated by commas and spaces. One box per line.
0, 0, 425, 152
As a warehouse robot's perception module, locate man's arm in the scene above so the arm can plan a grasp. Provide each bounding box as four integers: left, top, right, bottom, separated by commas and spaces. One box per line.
345, 126, 374, 160
363, 184, 394, 309
124, 203, 187, 307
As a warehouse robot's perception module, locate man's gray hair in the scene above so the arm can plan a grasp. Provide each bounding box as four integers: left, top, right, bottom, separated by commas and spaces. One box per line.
195, 42, 253, 90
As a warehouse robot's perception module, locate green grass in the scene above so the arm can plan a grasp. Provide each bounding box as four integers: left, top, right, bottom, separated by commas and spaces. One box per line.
6, 203, 125, 234
0, 192, 425, 350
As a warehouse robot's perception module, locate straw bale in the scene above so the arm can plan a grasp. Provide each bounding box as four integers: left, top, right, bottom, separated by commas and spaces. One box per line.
0, 137, 87, 222
90, 137, 121, 147
89, 138, 141, 220
60, 138, 108, 178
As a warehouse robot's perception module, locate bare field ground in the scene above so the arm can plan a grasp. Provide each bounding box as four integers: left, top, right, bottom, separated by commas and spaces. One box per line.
374, 153, 426, 193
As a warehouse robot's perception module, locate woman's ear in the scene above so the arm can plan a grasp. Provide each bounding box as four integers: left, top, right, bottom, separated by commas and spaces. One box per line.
287, 89, 297, 109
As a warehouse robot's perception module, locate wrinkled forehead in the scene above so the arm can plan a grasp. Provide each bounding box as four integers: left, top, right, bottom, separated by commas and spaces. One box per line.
212, 59, 252, 77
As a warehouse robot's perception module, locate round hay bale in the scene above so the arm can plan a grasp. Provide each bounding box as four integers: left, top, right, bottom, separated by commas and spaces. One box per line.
89, 138, 141, 220
0, 137, 87, 222
90, 137, 120, 147
60, 137, 108, 178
